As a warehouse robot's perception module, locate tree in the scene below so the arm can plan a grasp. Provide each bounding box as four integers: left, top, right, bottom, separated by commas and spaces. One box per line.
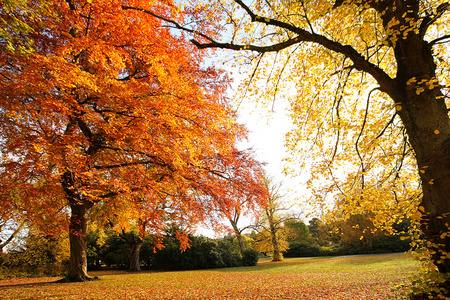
0, 0, 256, 281
126, 0, 450, 279
208, 148, 267, 254
253, 176, 293, 261
308, 218, 323, 240
332, 213, 383, 251
3, 227, 70, 276
285, 219, 310, 243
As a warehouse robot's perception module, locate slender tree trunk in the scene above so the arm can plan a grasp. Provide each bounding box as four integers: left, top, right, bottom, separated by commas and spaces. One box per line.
236, 234, 246, 255
120, 230, 143, 272
229, 219, 246, 254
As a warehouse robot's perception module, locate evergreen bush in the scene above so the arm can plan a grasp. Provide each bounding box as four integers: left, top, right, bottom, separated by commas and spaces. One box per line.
241, 249, 260, 266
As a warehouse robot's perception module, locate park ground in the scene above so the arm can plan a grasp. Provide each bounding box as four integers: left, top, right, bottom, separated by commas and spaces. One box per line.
0, 253, 418, 299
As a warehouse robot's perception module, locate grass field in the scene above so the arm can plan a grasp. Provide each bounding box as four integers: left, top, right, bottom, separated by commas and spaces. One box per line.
0, 253, 418, 299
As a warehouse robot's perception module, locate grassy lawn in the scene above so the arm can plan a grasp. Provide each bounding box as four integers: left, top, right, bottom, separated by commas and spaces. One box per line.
0, 253, 418, 299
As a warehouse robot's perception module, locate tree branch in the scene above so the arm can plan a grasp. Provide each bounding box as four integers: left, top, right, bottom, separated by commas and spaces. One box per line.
429, 34, 450, 47
199, 1, 394, 96
122, 5, 215, 43
355, 87, 380, 189
126, 0, 397, 98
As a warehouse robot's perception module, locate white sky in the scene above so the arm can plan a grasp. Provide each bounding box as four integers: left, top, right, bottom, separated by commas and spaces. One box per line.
197, 63, 313, 238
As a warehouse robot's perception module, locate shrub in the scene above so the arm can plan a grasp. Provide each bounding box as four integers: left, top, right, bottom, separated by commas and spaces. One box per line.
151, 235, 246, 270
217, 239, 242, 267
241, 249, 259, 266
101, 234, 129, 269
284, 241, 322, 257
320, 246, 334, 256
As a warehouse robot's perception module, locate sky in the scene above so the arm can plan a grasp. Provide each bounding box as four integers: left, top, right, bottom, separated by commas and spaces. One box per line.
196, 60, 312, 237
234, 91, 312, 210
197, 96, 312, 238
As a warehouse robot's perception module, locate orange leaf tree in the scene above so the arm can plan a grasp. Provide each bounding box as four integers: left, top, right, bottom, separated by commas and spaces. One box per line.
0, 0, 259, 281
201, 147, 268, 254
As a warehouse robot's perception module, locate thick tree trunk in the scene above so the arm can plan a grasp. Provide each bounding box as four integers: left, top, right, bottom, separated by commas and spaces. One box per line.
389, 36, 450, 274
400, 89, 450, 274
128, 241, 143, 272
62, 171, 96, 282
68, 202, 92, 281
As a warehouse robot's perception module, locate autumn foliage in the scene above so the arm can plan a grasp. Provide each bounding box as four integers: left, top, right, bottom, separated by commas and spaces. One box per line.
143, 0, 450, 285
0, 0, 266, 281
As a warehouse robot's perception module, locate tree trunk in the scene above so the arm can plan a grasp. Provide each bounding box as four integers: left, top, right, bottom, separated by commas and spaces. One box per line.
128, 241, 143, 272
68, 202, 92, 281
386, 35, 450, 275
62, 171, 96, 282
268, 219, 282, 262
236, 234, 246, 255
229, 219, 246, 254
120, 230, 143, 272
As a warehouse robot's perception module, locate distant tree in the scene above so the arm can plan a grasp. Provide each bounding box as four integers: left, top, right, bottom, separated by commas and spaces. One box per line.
101, 233, 129, 269
333, 213, 382, 252
3, 228, 69, 275
285, 219, 310, 243
207, 148, 267, 255
252, 230, 289, 257
308, 218, 323, 240
253, 176, 294, 261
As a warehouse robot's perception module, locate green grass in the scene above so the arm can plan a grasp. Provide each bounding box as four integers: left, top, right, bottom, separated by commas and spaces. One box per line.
0, 253, 418, 299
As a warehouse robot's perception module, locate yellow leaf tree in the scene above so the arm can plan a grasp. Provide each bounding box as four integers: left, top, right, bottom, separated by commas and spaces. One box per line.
253, 176, 294, 261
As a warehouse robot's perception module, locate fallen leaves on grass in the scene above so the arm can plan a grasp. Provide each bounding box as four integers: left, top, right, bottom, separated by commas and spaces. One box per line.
0, 254, 417, 299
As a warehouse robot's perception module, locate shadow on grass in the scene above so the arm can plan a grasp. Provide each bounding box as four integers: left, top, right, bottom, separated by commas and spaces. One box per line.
0, 277, 64, 289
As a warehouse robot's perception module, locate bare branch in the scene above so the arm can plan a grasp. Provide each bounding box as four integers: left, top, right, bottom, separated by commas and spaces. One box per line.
355, 87, 380, 189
